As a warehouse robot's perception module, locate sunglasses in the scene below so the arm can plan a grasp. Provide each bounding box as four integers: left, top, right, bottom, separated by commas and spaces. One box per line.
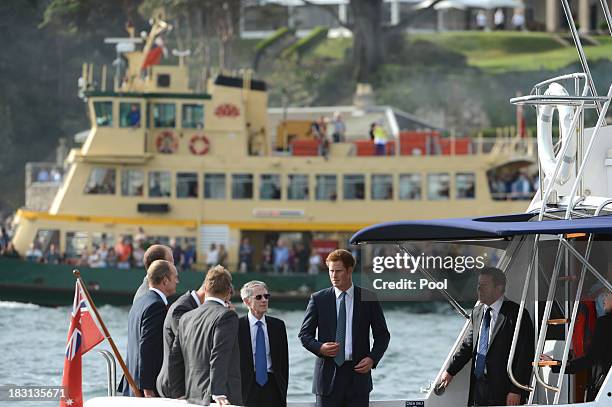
253, 293, 271, 300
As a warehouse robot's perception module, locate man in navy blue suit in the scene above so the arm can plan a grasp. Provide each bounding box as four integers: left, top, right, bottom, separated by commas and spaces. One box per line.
123, 259, 179, 397
299, 249, 390, 407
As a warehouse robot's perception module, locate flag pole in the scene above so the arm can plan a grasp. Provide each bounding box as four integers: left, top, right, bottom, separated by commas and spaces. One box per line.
73, 270, 143, 398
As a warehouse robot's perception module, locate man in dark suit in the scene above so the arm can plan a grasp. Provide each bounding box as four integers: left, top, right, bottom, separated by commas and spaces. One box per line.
123, 260, 179, 397
238, 281, 289, 407
299, 249, 390, 407
439, 267, 534, 406
156, 280, 206, 398
133, 244, 174, 303
170, 265, 241, 405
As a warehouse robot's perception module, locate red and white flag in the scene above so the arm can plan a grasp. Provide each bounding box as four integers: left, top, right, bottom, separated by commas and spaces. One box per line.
60, 280, 105, 407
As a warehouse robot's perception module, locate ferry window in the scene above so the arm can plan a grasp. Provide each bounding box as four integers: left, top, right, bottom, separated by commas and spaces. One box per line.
399, 173, 422, 200
33, 229, 60, 258
93, 101, 113, 127
288, 174, 309, 200
204, 173, 226, 199
150, 236, 170, 245
182, 104, 204, 129
456, 173, 476, 199
92, 232, 115, 249
85, 168, 116, 195
65, 231, 89, 259
149, 171, 172, 197
428, 173, 450, 200
121, 170, 144, 196
371, 174, 393, 200
232, 174, 253, 199
343, 174, 365, 200
119, 102, 141, 128
316, 175, 337, 201
153, 103, 176, 128
177, 172, 199, 198
260, 174, 281, 200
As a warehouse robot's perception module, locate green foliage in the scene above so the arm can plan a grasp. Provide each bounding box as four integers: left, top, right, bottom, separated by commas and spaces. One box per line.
282, 26, 328, 58
254, 27, 291, 53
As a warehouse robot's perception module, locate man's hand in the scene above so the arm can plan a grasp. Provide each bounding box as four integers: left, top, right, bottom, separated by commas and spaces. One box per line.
143, 389, 156, 398
319, 342, 340, 357
540, 354, 553, 362
225, 301, 236, 311
354, 357, 374, 373
214, 396, 230, 405
438, 371, 454, 388
506, 392, 521, 406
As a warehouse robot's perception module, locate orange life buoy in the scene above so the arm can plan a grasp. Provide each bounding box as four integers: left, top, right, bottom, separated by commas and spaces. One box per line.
189, 134, 210, 155
156, 131, 178, 154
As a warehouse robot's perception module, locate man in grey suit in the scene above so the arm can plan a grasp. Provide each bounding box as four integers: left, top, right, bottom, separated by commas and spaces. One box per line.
156, 279, 206, 398
133, 244, 174, 303
170, 265, 241, 405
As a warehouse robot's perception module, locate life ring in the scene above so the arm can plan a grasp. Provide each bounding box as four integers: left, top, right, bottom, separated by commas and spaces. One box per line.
537, 82, 576, 185
156, 131, 178, 154
189, 134, 210, 155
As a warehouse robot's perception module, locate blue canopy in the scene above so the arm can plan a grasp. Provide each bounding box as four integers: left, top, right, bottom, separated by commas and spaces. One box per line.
350, 213, 612, 244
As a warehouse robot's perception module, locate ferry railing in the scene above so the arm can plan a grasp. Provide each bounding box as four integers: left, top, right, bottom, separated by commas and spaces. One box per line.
96, 349, 117, 397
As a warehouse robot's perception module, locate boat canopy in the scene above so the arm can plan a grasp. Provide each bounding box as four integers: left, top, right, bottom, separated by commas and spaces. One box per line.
350, 213, 612, 244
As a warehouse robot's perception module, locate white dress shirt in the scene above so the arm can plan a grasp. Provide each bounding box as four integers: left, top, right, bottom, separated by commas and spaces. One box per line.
190, 290, 201, 306
334, 284, 354, 361
205, 296, 227, 307
149, 287, 168, 306
248, 312, 273, 372
476, 296, 504, 373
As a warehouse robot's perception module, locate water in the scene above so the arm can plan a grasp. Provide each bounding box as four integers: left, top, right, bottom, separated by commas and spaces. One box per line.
0, 301, 465, 406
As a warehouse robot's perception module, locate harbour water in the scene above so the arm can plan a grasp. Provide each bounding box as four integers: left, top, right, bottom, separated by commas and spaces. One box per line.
0, 300, 465, 406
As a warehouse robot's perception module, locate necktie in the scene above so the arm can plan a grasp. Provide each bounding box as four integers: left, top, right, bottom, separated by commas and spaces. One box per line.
334, 291, 346, 366
255, 320, 268, 386
474, 307, 491, 379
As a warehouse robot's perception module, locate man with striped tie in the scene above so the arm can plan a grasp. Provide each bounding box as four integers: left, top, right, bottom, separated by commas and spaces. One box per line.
299, 249, 390, 407
238, 281, 289, 407
439, 267, 534, 406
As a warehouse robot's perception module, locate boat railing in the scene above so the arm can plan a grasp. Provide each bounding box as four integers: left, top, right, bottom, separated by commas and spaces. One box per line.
96, 349, 117, 397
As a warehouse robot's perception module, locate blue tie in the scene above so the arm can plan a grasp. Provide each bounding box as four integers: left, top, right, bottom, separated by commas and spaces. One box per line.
474, 307, 491, 379
334, 291, 346, 366
255, 320, 268, 386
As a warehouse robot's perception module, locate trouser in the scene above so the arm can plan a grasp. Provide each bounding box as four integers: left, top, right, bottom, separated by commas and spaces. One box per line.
316, 362, 369, 407
470, 375, 506, 406
245, 373, 284, 407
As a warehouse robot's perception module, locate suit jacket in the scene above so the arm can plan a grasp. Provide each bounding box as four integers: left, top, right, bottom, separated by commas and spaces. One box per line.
298, 285, 390, 396
157, 291, 199, 398
171, 300, 242, 405
238, 315, 289, 405
133, 276, 148, 303
123, 289, 167, 396
447, 299, 534, 405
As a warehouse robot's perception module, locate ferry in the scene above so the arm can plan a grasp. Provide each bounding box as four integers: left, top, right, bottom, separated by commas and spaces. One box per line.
1, 15, 536, 306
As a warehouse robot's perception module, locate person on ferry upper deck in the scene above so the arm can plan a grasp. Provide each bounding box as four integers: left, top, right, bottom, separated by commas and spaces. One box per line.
238, 281, 289, 407
439, 267, 534, 406
122, 260, 179, 397
298, 249, 390, 407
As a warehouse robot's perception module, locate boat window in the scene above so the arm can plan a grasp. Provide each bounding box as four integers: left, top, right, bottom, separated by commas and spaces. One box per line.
85, 168, 116, 195
32, 229, 60, 259
427, 173, 450, 200
177, 172, 199, 198
204, 173, 226, 199
399, 173, 422, 200
260, 174, 281, 200
148, 171, 172, 197
343, 174, 365, 200
287, 174, 309, 200
119, 102, 141, 128
456, 173, 476, 199
93, 101, 113, 127
121, 170, 144, 196
232, 174, 253, 199
182, 104, 204, 129
153, 103, 176, 128
316, 175, 337, 201
371, 174, 393, 200
65, 231, 89, 259
150, 236, 170, 245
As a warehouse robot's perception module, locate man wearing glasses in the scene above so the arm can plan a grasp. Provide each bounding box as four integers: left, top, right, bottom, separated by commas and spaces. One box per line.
238, 281, 289, 407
